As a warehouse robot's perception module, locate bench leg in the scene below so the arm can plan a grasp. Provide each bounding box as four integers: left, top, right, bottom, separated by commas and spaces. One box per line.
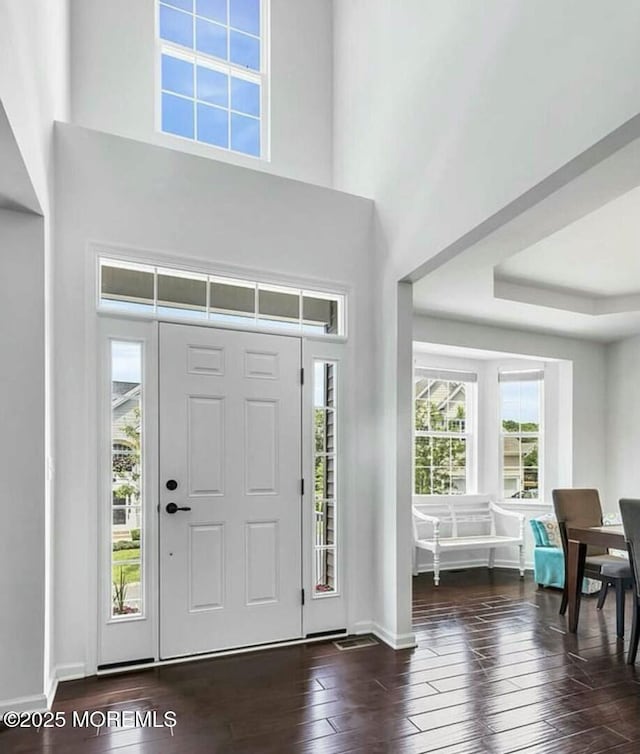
433, 553, 440, 586
488, 548, 495, 569
412, 546, 418, 577
519, 545, 525, 578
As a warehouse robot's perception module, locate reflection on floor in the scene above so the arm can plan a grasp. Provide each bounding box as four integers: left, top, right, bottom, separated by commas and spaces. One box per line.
2, 568, 639, 753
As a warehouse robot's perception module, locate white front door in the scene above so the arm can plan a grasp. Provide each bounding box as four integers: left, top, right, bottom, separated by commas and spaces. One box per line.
159, 323, 302, 658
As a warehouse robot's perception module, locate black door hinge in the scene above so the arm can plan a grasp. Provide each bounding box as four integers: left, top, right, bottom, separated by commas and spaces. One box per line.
301, 588, 305, 606
300, 478, 305, 496
300, 367, 305, 385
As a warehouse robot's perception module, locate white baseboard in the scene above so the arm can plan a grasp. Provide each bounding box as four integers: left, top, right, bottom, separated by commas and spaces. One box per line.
372, 622, 417, 650
0, 693, 49, 719
56, 663, 86, 682
350, 620, 374, 635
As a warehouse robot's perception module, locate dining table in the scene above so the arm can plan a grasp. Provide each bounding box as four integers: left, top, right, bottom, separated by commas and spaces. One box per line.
566, 524, 628, 634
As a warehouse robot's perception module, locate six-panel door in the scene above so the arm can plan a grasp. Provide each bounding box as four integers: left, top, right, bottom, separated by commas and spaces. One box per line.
159, 323, 302, 658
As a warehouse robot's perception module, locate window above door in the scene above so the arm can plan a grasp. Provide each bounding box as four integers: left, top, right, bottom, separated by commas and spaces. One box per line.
157, 0, 269, 159
98, 257, 346, 337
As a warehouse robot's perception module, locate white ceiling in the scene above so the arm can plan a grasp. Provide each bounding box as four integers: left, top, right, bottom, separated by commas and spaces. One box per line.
496, 186, 640, 296
413, 136, 640, 343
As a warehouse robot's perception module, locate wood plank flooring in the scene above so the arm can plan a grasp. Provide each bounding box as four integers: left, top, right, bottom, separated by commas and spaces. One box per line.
2, 568, 640, 753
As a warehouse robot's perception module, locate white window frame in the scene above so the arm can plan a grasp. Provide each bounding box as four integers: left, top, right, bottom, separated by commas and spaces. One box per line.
98, 318, 158, 667
413, 369, 477, 497
499, 371, 544, 503
98, 256, 346, 338
155, 0, 270, 160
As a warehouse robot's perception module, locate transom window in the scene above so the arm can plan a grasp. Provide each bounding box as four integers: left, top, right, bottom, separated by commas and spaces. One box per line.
414, 369, 475, 495
158, 0, 267, 158
99, 258, 345, 336
500, 371, 543, 500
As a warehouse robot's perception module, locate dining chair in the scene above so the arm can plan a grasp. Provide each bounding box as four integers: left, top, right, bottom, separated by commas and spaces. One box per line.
619, 498, 640, 664
552, 488, 632, 638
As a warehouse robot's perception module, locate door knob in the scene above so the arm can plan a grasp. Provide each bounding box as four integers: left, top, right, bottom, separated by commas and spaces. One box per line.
165, 502, 192, 514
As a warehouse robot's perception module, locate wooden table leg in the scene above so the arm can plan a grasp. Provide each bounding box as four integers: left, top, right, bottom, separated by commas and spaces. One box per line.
567, 538, 587, 633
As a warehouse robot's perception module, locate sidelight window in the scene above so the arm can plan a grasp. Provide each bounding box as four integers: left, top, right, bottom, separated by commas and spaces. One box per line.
313, 360, 338, 595
110, 341, 144, 618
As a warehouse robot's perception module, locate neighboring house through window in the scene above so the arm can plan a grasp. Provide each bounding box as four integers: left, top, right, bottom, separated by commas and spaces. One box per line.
413, 369, 476, 495
158, 0, 267, 157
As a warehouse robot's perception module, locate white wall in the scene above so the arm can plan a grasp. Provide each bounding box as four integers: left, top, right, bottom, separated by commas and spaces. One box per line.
0, 0, 69, 713
333, 0, 640, 279
53, 122, 375, 673
70, 0, 333, 187
0, 0, 69, 212
606, 334, 640, 510
414, 315, 608, 503
0, 211, 46, 711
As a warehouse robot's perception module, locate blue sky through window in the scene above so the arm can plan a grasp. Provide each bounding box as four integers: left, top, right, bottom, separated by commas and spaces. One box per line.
112, 342, 142, 383
159, 0, 263, 157
501, 380, 540, 425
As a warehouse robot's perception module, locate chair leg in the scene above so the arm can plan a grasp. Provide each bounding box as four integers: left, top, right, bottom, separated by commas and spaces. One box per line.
628, 602, 640, 665
596, 581, 609, 610
433, 552, 440, 586
488, 548, 495, 569
559, 587, 568, 616
615, 579, 625, 639
519, 545, 525, 578
412, 546, 418, 577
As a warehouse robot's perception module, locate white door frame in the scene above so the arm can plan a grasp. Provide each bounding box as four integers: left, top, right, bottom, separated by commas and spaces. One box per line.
93, 313, 349, 669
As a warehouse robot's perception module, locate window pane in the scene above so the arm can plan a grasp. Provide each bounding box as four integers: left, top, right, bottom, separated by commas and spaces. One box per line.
196, 0, 226, 23
162, 93, 194, 138
209, 279, 255, 315
197, 103, 228, 147
163, 0, 193, 11
315, 408, 326, 453
162, 54, 194, 98
231, 112, 260, 156
258, 288, 300, 322
230, 0, 260, 35
303, 295, 338, 334
111, 341, 143, 618
196, 17, 227, 59
159, 4, 194, 48
415, 467, 431, 495
157, 272, 207, 311
230, 29, 260, 70
231, 77, 260, 116
315, 500, 336, 548
415, 436, 431, 467
197, 65, 228, 106
102, 265, 154, 305
414, 399, 429, 431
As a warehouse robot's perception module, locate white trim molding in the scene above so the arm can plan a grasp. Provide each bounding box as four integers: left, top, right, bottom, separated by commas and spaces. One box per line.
0, 693, 49, 719
372, 623, 417, 651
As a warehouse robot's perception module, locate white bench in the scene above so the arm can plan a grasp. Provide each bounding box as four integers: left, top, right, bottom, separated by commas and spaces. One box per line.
413, 499, 525, 585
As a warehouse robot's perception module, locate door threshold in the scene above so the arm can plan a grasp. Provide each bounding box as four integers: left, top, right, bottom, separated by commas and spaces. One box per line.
96, 631, 348, 677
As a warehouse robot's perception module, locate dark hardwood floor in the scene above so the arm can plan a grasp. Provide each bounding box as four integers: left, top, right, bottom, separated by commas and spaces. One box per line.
2, 569, 640, 753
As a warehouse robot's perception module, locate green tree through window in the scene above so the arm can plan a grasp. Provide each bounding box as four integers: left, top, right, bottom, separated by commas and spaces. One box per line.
414, 379, 469, 495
